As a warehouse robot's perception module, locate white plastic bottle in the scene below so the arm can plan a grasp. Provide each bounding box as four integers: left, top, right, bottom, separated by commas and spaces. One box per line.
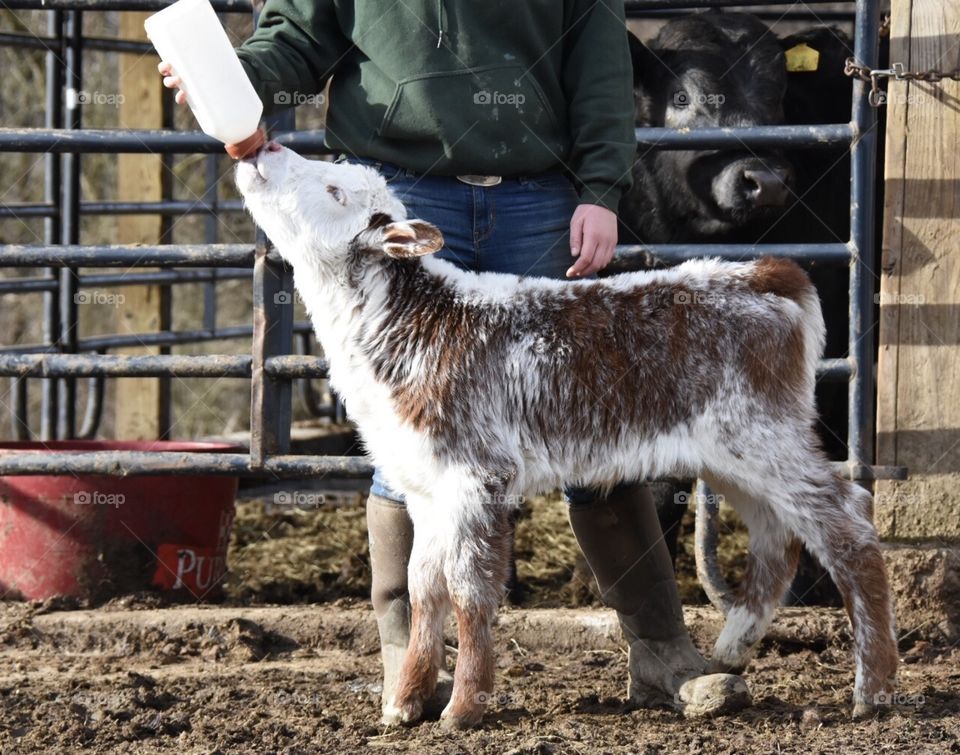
145, 0, 264, 157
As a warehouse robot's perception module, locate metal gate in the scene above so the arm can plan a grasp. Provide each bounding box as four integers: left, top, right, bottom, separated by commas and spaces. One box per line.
0, 0, 903, 487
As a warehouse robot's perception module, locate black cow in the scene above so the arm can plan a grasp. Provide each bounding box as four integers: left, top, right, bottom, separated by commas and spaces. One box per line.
620, 14, 860, 607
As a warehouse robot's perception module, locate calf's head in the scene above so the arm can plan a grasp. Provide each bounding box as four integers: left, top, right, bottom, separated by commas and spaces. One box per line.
235, 144, 443, 276
624, 13, 794, 242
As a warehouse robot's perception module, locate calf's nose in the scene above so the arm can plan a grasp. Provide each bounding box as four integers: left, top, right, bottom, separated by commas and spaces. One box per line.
742, 168, 791, 208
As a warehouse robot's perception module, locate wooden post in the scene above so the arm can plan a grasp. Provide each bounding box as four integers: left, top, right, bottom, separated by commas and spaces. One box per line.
114, 12, 170, 439
876, 0, 960, 539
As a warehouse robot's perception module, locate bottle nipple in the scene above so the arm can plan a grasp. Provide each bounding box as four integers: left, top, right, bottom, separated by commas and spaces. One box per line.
225, 127, 266, 160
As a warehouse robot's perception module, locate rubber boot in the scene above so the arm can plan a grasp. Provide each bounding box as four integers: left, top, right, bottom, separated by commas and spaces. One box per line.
568, 482, 750, 716
366, 493, 452, 718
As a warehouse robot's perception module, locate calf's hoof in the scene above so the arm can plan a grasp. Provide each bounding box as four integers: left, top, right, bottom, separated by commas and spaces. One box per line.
677, 673, 751, 719
439, 701, 485, 730
852, 692, 890, 721
381, 694, 424, 727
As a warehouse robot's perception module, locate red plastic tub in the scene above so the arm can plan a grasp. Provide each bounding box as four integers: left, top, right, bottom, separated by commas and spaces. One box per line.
0, 441, 239, 602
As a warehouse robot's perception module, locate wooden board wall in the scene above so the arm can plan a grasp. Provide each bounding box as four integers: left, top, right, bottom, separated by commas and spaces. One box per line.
876, 0, 960, 540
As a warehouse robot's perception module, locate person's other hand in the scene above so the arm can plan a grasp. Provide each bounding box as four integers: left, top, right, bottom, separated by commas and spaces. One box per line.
567, 204, 618, 278
158, 61, 188, 105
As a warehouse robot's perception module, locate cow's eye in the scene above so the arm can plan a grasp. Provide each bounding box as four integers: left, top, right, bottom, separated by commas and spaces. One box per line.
327, 185, 347, 206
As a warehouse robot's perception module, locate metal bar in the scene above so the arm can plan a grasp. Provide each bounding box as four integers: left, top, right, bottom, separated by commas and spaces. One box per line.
0, 278, 59, 294
0, 0, 849, 8
627, 10, 856, 21
0, 451, 899, 480
202, 153, 220, 332
624, 0, 851, 7
41, 10, 64, 442
10, 378, 29, 441
0, 271, 249, 293
0, 32, 154, 55
0, 124, 855, 154
80, 269, 250, 286
1, 242, 852, 269
0, 0, 253, 9
0, 322, 313, 355
848, 0, 881, 470
58, 9, 82, 439
0, 244, 257, 267
248, 90, 296, 464
264, 355, 329, 379
0, 199, 245, 217
817, 358, 853, 381
0, 451, 372, 477
0, 353, 329, 379
0, 349, 838, 384
0, 354, 252, 378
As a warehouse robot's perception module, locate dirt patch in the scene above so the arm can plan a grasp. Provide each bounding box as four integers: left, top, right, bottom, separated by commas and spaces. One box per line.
0, 493, 956, 753
0, 604, 957, 754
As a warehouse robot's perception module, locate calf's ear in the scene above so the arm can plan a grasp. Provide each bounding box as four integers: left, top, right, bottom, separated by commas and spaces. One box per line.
380, 219, 444, 258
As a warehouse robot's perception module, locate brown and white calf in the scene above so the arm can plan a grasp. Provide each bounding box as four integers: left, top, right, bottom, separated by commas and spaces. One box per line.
236, 144, 897, 729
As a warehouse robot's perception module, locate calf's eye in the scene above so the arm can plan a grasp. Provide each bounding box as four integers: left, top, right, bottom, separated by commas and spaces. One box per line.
327, 185, 348, 206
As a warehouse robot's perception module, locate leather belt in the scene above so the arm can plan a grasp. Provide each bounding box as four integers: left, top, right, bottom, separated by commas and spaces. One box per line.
456, 174, 502, 187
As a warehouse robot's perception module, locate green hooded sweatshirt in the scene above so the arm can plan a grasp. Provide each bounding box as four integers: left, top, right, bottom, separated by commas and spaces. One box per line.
236, 0, 635, 212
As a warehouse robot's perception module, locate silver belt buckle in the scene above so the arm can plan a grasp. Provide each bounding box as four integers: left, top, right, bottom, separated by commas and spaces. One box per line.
456, 174, 502, 187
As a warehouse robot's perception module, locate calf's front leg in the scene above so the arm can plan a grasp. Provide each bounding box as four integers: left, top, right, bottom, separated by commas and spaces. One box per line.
441, 493, 513, 730
384, 499, 448, 726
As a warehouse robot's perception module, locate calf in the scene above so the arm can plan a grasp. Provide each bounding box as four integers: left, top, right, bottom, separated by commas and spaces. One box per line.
236, 147, 897, 729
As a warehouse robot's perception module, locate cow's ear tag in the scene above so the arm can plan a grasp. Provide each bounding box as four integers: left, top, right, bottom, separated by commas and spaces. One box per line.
785, 43, 820, 72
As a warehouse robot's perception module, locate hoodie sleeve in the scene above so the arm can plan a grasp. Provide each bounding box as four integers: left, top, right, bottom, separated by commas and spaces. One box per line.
561, 0, 637, 213
236, 0, 349, 116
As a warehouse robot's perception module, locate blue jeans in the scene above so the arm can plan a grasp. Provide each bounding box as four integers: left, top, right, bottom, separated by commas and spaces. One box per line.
346, 157, 599, 505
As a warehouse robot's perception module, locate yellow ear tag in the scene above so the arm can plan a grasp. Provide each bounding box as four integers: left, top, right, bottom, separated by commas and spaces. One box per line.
785, 43, 820, 72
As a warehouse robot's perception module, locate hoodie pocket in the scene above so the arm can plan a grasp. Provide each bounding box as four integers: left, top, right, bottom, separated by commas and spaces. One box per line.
377, 65, 565, 174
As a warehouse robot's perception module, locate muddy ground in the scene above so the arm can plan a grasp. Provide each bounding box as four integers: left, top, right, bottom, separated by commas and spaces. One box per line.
0, 493, 956, 754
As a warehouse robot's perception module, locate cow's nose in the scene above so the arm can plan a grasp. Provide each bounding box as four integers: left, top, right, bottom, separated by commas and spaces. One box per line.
742, 168, 791, 208
265, 140, 282, 153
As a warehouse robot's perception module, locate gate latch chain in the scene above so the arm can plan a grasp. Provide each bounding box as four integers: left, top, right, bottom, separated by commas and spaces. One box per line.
845, 58, 960, 106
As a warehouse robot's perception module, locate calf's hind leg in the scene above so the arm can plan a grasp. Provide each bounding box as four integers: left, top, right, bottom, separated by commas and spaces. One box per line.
701, 475, 801, 673
783, 475, 898, 717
